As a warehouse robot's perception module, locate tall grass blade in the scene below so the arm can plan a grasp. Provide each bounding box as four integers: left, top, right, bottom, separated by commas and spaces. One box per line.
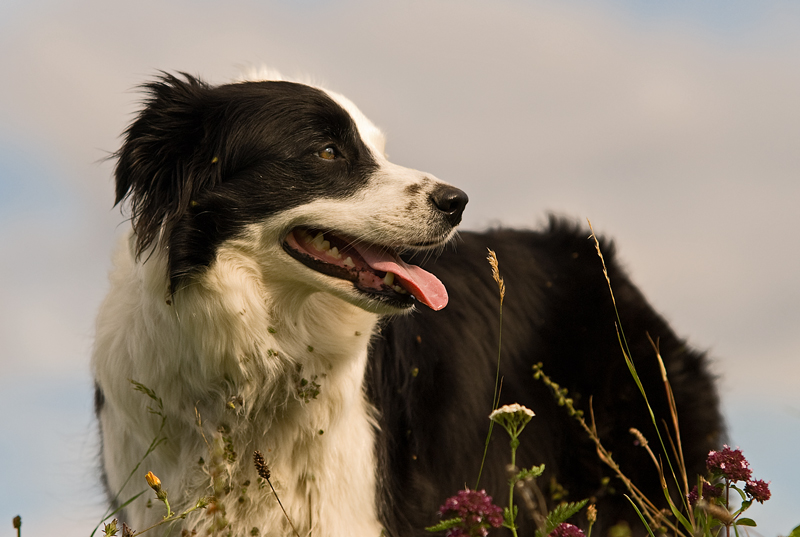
625, 495, 657, 537
588, 220, 690, 526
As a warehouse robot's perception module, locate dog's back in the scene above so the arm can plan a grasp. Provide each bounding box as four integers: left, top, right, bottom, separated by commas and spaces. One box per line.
370, 222, 722, 534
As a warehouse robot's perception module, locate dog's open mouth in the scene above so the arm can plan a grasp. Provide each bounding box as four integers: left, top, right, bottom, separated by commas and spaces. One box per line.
283, 227, 448, 310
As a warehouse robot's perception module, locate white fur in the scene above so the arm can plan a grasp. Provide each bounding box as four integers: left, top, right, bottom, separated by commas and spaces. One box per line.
93, 74, 458, 536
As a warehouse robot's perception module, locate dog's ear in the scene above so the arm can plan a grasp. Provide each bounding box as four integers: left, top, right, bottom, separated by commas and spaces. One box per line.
115, 72, 221, 258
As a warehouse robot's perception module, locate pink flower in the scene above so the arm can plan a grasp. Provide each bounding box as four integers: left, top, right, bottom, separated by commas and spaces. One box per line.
687, 486, 699, 506
438, 489, 504, 537
549, 523, 586, 537
706, 445, 752, 482
688, 481, 723, 506
703, 481, 723, 500
744, 479, 771, 503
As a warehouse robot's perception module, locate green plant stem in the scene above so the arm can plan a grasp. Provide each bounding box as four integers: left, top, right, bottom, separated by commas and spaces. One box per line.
532, 364, 684, 534
508, 436, 520, 537
726, 481, 731, 537
160, 493, 173, 519
134, 498, 208, 536
476, 305, 503, 489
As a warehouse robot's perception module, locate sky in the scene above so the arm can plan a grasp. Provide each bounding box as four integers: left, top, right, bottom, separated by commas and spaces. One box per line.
1, 0, 798, 535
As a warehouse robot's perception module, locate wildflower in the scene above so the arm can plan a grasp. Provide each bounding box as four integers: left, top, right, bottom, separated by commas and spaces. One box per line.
585, 504, 597, 524
706, 445, 751, 482
144, 470, 172, 517
145, 471, 162, 492
489, 404, 535, 438
687, 486, 698, 506
145, 470, 169, 504
688, 481, 722, 507
744, 479, 771, 503
103, 519, 119, 536
549, 523, 586, 537
703, 481, 722, 500
438, 489, 503, 537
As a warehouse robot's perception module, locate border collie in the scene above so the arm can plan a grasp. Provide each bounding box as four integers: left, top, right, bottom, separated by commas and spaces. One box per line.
93, 72, 722, 536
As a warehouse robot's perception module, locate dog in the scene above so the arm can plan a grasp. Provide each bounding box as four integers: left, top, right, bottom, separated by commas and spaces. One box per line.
93, 71, 722, 536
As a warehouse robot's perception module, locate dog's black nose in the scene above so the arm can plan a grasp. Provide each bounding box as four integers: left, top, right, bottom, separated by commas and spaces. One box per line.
430, 185, 469, 227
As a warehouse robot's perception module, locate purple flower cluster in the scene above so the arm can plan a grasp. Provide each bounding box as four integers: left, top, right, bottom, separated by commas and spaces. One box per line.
548, 523, 586, 537
687, 481, 723, 506
744, 479, 771, 504
694, 445, 771, 507
439, 489, 504, 537
706, 445, 751, 481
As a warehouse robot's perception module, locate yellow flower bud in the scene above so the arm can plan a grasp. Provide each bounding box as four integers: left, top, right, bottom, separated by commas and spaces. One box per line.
145, 471, 162, 492
586, 504, 597, 523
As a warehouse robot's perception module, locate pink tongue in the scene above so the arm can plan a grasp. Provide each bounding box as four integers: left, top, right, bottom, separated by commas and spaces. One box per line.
357, 245, 448, 311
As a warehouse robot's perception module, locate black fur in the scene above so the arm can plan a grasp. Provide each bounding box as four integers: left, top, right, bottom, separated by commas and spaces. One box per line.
114, 73, 378, 292
369, 221, 723, 534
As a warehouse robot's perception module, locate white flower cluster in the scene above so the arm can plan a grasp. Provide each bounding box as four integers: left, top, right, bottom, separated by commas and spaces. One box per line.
489, 403, 535, 421
489, 403, 535, 438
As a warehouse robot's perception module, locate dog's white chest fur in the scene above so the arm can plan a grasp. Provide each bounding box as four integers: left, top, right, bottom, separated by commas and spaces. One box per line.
94, 72, 467, 537
94, 236, 384, 536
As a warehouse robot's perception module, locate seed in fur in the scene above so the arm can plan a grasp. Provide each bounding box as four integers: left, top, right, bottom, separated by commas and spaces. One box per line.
253, 450, 271, 480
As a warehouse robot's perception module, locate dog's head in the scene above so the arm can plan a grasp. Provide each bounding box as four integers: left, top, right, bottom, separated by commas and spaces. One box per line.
114, 73, 467, 314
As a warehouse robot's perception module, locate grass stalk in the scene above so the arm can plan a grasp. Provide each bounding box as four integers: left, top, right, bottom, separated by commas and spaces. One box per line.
587, 219, 695, 533
476, 249, 506, 489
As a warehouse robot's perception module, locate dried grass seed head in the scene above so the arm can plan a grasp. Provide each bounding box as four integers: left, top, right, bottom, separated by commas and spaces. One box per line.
253, 450, 271, 480
486, 248, 505, 304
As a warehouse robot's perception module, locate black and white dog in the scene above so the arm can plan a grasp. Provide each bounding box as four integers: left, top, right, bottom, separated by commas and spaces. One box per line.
93, 72, 722, 536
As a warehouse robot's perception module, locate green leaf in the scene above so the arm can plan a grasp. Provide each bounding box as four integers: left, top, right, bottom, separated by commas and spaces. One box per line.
503, 505, 518, 527
736, 518, 757, 527
624, 496, 657, 537
787, 524, 800, 537
514, 464, 545, 483
534, 499, 589, 537
425, 517, 462, 533
662, 488, 693, 533
729, 483, 748, 502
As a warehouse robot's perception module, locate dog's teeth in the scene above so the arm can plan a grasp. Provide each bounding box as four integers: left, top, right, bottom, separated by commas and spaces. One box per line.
343, 256, 355, 268
312, 232, 325, 250
330, 246, 341, 259
393, 285, 407, 294
321, 240, 331, 252
383, 272, 395, 286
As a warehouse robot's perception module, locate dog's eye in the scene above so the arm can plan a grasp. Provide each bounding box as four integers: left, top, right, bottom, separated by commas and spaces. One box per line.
318, 146, 337, 160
